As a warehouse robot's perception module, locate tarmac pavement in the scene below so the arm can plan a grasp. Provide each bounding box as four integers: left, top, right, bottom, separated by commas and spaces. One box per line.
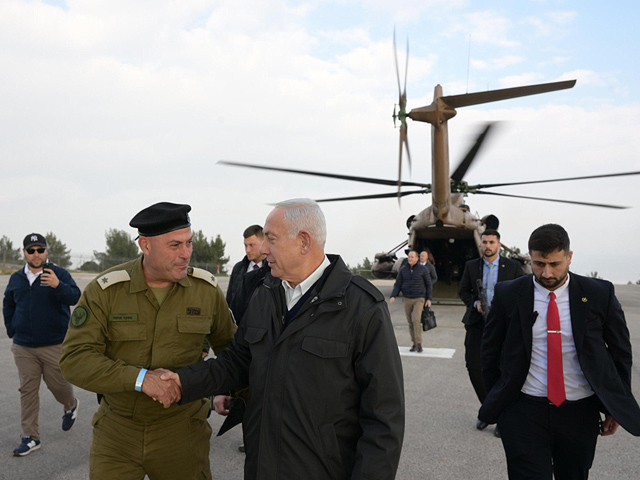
1, 273, 638, 479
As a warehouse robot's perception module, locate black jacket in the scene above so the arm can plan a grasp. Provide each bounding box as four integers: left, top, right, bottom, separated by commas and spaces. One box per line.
459, 255, 523, 326
226, 256, 251, 306
479, 273, 640, 436
390, 262, 432, 300
229, 259, 269, 324
178, 255, 405, 480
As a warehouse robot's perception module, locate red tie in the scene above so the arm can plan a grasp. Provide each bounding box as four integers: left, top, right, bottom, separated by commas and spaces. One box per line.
547, 292, 566, 406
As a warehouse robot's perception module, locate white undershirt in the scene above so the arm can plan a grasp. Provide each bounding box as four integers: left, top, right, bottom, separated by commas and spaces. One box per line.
24, 264, 42, 286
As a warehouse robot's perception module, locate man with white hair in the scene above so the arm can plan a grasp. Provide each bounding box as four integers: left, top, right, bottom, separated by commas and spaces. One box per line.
161, 198, 405, 480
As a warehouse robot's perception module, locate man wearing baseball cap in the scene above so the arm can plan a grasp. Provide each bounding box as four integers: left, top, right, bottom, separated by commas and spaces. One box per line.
60, 202, 236, 479
3, 233, 81, 456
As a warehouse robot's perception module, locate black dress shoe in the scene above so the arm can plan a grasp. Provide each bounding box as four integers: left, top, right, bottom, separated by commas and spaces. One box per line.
417, 344, 423, 353
494, 426, 500, 438
476, 419, 489, 430
409, 345, 416, 352
238, 444, 246, 453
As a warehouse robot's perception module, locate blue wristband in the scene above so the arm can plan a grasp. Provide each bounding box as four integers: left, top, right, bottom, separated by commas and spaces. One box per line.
135, 368, 147, 392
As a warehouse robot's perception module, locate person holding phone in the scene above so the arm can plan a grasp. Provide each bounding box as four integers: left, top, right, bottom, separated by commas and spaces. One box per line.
3, 233, 81, 456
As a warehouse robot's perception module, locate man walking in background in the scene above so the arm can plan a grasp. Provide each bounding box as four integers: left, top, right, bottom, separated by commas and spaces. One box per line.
390, 250, 432, 353
3, 233, 81, 456
459, 229, 523, 434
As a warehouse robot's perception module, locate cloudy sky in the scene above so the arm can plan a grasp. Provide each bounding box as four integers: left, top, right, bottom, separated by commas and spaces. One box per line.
1, 0, 639, 283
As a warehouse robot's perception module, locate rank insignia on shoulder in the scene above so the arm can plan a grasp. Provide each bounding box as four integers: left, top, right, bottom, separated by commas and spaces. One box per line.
71, 306, 89, 328
97, 270, 131, 290
188, 267, 218, 287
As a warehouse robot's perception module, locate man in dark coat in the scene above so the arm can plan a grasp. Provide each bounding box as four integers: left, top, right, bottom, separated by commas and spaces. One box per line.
458, 229, 523, 433
226, 224, 266, 311
4, 233, 81, 456
161, 198, 405, 480
390, 250, 432, 353
480, 224, 640, 480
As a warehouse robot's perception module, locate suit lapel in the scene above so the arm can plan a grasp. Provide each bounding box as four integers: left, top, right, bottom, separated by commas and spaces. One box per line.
568, 274, 587, 352
517, 278, 536, 357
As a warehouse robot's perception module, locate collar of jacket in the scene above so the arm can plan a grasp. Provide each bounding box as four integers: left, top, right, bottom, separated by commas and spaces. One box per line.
263, 254, 351, 307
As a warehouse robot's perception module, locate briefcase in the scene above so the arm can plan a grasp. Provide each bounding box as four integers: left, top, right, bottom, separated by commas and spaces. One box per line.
421, 307, 437, 331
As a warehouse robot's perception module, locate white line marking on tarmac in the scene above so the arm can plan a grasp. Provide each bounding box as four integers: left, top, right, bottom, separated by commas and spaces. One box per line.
398, 346, 456, 358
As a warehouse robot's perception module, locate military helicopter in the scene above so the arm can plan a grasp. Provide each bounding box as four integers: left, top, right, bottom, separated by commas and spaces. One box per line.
219, 39, 640, 300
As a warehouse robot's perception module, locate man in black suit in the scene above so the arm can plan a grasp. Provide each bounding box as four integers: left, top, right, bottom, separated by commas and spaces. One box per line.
480, 224, 640, 480
459, 229, 523, 433
226, 224, 266, 311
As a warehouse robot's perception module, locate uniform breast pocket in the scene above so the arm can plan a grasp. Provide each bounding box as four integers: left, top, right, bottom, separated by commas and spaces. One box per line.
107, 322, 147, 342
177, 315, 212, 335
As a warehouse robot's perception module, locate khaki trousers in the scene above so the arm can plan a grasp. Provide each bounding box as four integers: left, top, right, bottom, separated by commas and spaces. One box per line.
90, 400, 212, 480
403, 297, 425, 346
11, 343, 75, 440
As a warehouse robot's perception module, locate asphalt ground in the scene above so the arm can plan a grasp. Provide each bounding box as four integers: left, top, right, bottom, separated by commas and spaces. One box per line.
1, 273, 639, 479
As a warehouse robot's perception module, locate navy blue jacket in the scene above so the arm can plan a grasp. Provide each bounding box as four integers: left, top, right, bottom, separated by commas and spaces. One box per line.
3, 265, 81, 347
391, 262, 432, 300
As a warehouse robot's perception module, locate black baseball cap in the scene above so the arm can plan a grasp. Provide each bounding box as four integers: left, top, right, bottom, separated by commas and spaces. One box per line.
23, 233, 47, 249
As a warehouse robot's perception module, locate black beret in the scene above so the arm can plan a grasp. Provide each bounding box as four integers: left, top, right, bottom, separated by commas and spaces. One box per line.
130, 202, 192, 237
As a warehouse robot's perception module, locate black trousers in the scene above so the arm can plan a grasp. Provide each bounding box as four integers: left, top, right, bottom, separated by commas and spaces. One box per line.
498, 394, 600, 480
464, 322, 486, 404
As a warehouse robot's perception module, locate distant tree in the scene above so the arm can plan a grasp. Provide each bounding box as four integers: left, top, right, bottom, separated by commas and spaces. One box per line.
80, 260, 102, 272
94, 229, 139, 270
0, 235, 21, 264
45, 232, 72, 268
191, 230, 229, 274
350, 257, 374, 279
589, 271, 602, 279
211, 235, 230, 274
191, 230, 215, 265
500, 245, 521, 259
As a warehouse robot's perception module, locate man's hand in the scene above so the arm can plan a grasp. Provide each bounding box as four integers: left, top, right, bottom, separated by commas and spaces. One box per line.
141, 369, 181, 408
160, 370, 182, 389
41, 268, 60, 288
600, 414, 619, 436
475, 301, 483, 314
425, 299, 432, 308
389, 297, 395, 305
214, 395, 232, 416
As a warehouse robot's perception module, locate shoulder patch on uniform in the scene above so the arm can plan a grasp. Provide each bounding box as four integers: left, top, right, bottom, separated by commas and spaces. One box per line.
188, 267, 218, 287
96, 270, 131, 290
71, 306, 89, 328
350, 275, 384, 301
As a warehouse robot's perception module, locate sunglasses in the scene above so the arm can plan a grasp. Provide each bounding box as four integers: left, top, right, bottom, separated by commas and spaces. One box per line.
26, 247, 46, 254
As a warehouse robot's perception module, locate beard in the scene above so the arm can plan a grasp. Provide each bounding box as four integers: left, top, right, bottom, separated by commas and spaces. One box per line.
535, 271, 569, 290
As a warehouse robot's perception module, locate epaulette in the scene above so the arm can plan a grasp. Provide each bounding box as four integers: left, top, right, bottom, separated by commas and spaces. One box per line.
96, 270, 131, 290
350, 275, 384, 301
188, 266, 218, 288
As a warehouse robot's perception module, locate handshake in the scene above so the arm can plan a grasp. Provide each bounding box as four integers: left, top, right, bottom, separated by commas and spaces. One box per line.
141, 369, 183, 408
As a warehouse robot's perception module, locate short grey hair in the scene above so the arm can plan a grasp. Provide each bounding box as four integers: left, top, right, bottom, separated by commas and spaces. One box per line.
275, 198, 327, 248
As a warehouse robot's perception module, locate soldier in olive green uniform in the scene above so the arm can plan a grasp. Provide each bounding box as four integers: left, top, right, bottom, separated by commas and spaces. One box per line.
60, 202, 236, 480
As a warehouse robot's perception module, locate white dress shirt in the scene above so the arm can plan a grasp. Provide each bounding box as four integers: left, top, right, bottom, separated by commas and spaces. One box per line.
522, 274, 594, 400
282, 256, 331, 310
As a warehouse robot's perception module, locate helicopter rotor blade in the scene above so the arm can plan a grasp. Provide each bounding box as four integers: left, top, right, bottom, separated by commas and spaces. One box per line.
393, 30, 402, 104
316, 189, 428, 203
468, 170, 640, 190
474, 190, 629, 209
450, 123, 494, 182
218, 160, 430, 188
